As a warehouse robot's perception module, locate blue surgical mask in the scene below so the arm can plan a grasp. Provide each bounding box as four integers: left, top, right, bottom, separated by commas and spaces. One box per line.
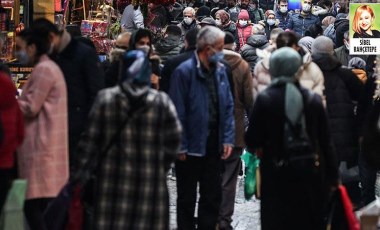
15, 50, 29, 65
208, 49, 224, 63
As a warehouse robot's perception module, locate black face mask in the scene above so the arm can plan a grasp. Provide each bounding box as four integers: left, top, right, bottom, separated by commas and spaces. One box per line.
219, 3, 226, 8
227, 3, 235, 8
240, 3, 248, 9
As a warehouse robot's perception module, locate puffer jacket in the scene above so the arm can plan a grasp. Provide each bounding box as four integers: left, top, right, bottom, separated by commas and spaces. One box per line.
240, 34, 269, 74
275, 10, 291, 30
312, 53, 363, 165
253, 48, 325, 104
154, 35, 184, 64
236, 24, 253, 51
287, 12, 321, 37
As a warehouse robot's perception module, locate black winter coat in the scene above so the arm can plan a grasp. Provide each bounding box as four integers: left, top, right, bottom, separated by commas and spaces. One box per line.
312, 54, 363, 166
240, 34, 269, 74
160, 48, 196, 93
51, 38, 105, 161
154, 35, 184, 65
245, 84, 338, 230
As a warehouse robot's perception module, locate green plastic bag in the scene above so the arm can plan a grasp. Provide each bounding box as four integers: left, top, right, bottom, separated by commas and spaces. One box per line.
241, 150, 260, 200
0, 179, 27, 230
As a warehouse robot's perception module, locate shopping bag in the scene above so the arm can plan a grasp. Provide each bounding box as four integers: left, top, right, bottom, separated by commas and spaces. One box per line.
241, 150, 260, 200
326, 185, 360, 230
43, 181, 84, 230
0, 179, 27, 230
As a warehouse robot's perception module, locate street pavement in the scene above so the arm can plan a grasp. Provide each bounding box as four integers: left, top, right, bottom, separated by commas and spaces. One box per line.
168, 177, 261, 230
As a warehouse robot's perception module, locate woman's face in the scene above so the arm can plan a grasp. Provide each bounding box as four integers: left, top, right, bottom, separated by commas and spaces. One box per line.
15, 37, 36, 65
359, 10, 374, 31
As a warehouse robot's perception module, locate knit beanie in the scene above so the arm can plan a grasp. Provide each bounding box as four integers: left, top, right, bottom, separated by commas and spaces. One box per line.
311, 36, 334, 54
196, 6, 211, 20
238, 9, 249, 20
269, 47, 302, 78
298, 36, 315, 53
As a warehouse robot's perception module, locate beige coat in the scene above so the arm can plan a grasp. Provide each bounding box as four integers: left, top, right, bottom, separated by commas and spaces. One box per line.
18, 55, 69, 199
253, 50, 325, 104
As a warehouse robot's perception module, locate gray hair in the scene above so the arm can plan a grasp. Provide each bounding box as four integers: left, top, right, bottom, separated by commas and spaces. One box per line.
183, 7, 195, 16
196, 26, 225, 51
252, 24, 265, 35
270, 28, 284, 43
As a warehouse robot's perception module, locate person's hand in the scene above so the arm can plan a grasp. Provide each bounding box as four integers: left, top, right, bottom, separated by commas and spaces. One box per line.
151, 74, 160, 90
275, 19, 280, 26
258, 20, 266, 27
359, 136, 363, 145
221, 145, 233, 160
177, 153, 187, 161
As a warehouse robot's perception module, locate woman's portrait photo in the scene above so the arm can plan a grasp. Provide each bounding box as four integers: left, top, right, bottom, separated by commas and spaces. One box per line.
352, 4, 380, 38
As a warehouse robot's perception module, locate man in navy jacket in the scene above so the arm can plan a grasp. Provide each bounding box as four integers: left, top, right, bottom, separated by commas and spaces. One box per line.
169, 26, 235, 230
287, 0, 320, 36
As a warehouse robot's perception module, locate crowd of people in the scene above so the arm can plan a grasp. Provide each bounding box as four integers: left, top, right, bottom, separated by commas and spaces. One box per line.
1, 0, 380, 229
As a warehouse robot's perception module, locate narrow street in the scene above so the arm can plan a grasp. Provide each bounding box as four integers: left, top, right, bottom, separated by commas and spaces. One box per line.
168, 177, 261, 230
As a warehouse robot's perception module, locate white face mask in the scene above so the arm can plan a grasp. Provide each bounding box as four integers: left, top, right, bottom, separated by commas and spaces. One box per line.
280, 7, 288, 13
239, 20, 247, 26
183, 17, 193, 25
267, 19, 275, 26
302, 4, 311, 13
213, 0, 220, 3
215, 19, 222, 26
137, 45, 150, 54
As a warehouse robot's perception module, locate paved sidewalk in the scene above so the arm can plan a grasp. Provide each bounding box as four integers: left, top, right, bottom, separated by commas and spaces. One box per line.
168, 177, 261, 229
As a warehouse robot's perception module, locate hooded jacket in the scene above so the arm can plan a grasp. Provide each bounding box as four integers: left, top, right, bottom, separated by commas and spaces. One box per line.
0, 74, 24, 169
312, 53, 363, 165
223, 49, 254, 148
236, 10, 253, 50
333, 18, 348, 48
253, 49, 325, 104
154, 35, 184, 64
240, 34, 269, 73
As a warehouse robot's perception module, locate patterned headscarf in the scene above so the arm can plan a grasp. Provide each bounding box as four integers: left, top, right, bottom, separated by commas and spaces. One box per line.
216, 9, 230, 25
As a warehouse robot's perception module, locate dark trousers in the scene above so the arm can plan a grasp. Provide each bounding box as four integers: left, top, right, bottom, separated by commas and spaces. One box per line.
0, 169, 13, 212
218, 148, 242, 229
359, 150, 376, 206
24, 198, 53, 230
176, 132, 222, 230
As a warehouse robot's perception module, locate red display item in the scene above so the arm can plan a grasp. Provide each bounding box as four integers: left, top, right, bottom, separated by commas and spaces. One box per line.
80, 20, 93, 36
92, 21, 108, 37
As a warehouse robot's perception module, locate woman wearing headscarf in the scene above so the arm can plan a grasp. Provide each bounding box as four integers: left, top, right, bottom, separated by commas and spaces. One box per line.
262, 10, 279, 40
215, 9, 239, 50
245, 47, 338, 229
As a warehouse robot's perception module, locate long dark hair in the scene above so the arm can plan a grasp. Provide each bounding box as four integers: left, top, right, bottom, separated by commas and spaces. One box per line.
18, 29, 50, 60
